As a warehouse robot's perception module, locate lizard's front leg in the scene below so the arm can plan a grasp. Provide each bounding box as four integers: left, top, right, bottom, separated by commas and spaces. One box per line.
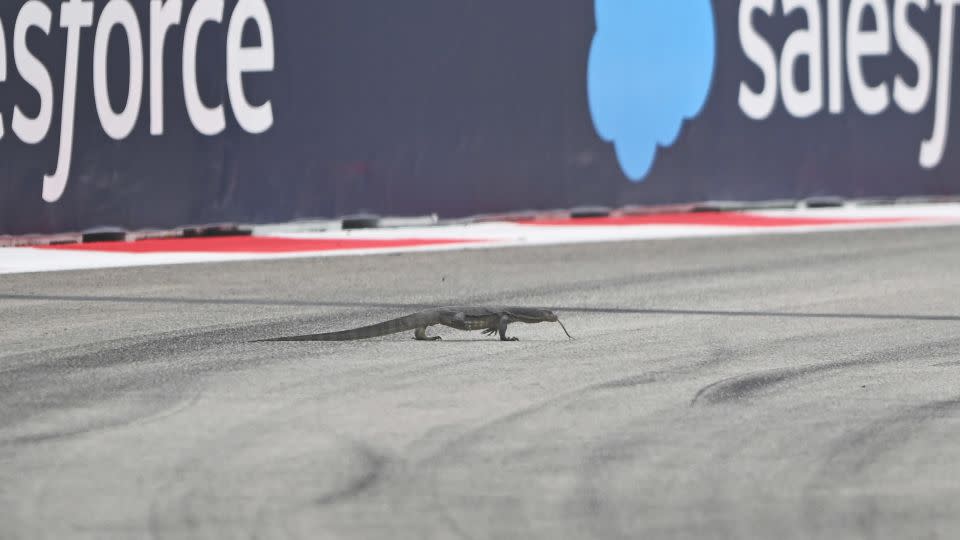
498, 316, 519, 342
414, 326, 441, 341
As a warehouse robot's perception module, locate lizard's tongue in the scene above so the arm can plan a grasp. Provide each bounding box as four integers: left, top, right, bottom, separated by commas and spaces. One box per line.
557, 320, 574, 340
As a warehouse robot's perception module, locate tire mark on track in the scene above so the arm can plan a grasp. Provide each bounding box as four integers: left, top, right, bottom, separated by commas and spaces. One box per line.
2, 389, 204, 448
20, 386, 205, 539
822, 398, 960, 474
802, 397, 960, 537
692, 368, 805, 406
312, 445, 388, 506
0, 306, 395, 379
414, 328, 860, 536
413, 332, 742, 539
691, 337, 960, 405
147, 421, 389, 540
0, 312, 366, 444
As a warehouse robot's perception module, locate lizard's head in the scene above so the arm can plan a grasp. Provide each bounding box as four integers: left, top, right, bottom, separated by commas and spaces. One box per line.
507, 308, 573, 339
507, 307, 558, 322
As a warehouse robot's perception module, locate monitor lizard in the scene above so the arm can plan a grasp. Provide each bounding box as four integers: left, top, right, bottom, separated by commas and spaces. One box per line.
257, 306, 573, 342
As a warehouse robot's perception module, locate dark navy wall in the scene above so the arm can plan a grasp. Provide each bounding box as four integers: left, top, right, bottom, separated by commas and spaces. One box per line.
2, 1, 959, 235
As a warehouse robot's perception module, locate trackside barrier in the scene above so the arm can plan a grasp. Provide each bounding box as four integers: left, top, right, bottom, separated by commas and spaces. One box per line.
2, 1, 960, 235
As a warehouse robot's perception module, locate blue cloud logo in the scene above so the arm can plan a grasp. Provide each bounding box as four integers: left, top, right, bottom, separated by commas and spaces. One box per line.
588, 1, 716, 182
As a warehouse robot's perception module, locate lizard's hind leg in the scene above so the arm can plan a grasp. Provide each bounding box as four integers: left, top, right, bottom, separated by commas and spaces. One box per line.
414, 326, 442, 341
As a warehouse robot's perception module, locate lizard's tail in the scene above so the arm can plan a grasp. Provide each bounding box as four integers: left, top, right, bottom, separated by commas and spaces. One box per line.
255, 312, 434, 342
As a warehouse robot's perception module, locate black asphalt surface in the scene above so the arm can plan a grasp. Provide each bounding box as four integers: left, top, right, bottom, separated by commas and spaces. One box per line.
2, 226, 960, 539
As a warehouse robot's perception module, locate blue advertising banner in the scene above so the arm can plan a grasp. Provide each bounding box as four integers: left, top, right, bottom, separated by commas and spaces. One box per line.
1, 0, 959, 235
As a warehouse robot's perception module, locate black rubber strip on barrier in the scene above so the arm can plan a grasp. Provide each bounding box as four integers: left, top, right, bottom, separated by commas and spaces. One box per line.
182, 224, 253, 238
341, 214, 382, 230
570, 206, 612, 218
81, 227, 128, 243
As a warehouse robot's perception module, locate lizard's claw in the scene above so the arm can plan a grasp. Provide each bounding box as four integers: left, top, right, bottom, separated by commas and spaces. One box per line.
482, 328, 497, 336
504, 337, 519, 342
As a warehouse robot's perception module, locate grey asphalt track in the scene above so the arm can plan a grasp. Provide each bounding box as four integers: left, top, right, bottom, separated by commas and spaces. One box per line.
2, 226, 960, 539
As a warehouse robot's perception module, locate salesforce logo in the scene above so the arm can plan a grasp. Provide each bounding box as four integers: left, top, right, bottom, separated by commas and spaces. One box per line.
588, 1, 716, 182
